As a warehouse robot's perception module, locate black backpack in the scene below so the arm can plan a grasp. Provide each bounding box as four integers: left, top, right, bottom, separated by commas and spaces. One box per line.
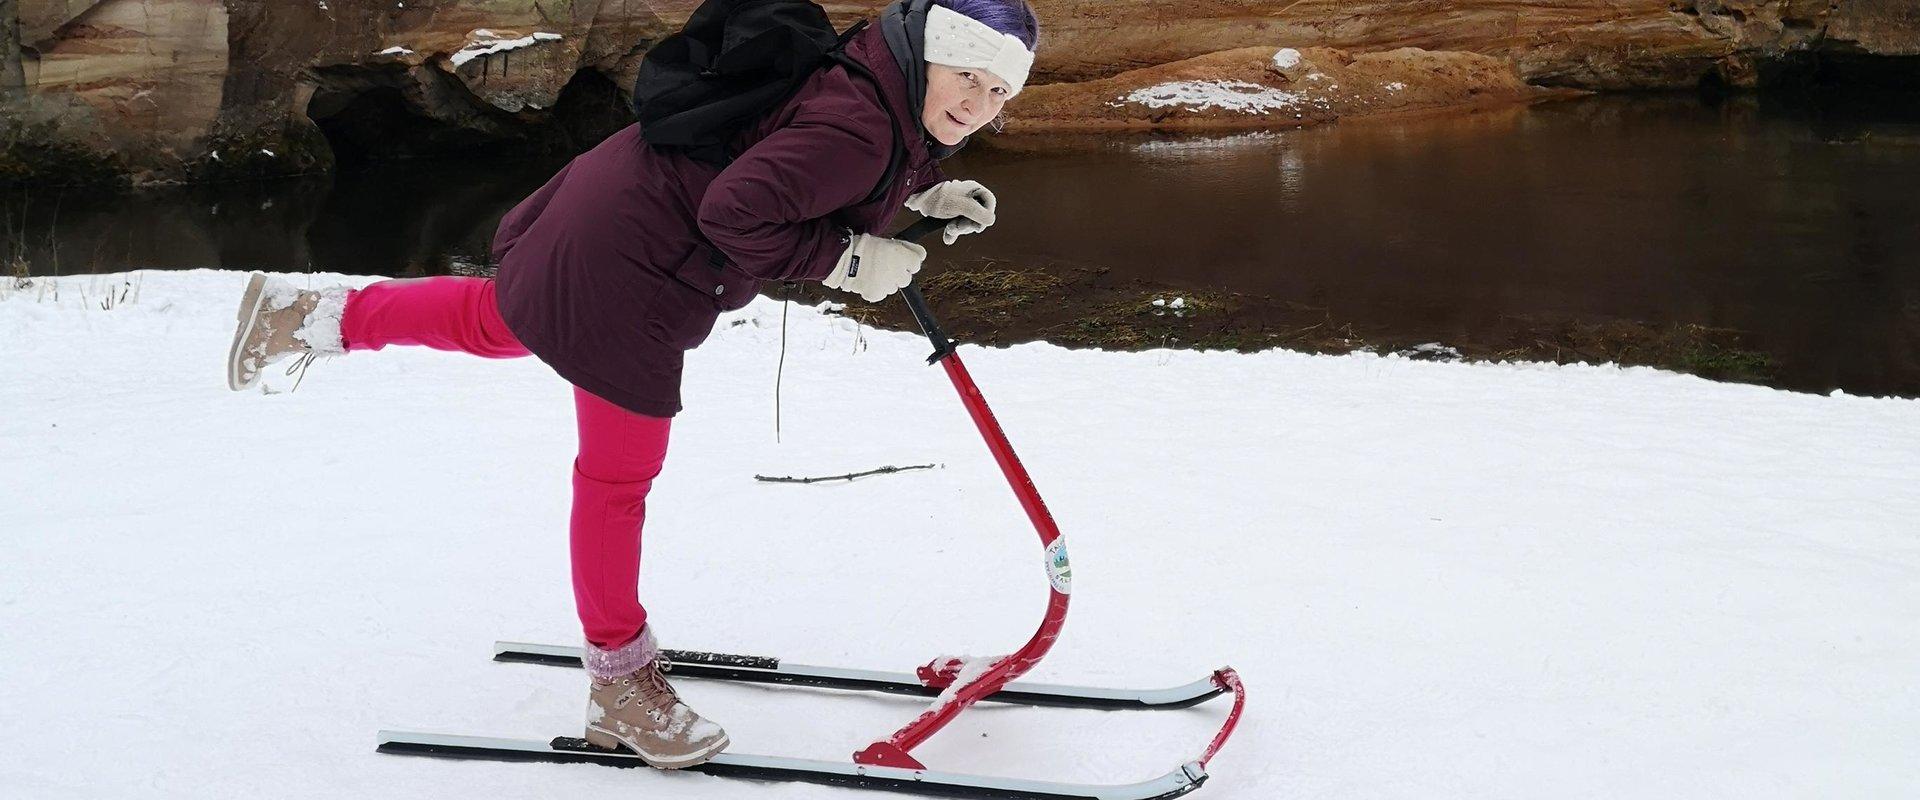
632, 0, 905, 206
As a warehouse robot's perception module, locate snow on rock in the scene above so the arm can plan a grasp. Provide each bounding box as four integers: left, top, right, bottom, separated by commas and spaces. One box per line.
1118, 80, 1304, 114
1268, 46, 1312, 83
451, 31, 564, 67
377, 46, 414, 56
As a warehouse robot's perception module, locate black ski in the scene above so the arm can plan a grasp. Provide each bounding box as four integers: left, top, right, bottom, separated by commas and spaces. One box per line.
493, 641, 1227, 711
377, 730, 1209, 800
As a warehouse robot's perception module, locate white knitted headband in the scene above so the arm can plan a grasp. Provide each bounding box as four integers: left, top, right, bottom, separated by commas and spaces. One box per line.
922, 4, 1034, 96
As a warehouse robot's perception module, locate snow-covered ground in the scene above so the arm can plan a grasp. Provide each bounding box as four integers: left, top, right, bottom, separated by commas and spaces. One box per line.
3, 270, 1917, 799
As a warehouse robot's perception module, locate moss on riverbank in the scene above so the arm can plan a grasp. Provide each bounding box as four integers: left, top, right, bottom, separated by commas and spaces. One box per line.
186, 124, 335, 184
0, 123, 130, 190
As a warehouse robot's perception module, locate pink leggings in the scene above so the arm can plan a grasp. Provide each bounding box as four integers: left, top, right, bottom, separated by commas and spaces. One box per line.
343, 277, 664, 651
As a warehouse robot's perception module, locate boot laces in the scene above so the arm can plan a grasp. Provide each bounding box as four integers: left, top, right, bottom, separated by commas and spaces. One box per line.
283, 351, 319, 392
615, 662, 682, 719
636, 664, 681, 716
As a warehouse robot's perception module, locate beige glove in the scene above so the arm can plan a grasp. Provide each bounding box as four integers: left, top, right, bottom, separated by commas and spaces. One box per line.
822, 233, 925, 302
904, 180, 996, 245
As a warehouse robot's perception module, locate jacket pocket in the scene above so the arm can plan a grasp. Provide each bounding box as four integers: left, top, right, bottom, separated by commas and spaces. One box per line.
643, 243, 741, 350
681, 242, 759, 312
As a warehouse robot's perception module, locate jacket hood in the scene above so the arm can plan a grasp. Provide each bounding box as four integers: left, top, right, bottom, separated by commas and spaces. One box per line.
877, 0, 966, 160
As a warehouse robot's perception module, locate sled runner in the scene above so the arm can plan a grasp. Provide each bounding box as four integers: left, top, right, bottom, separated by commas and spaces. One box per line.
491, 640, 1233, 710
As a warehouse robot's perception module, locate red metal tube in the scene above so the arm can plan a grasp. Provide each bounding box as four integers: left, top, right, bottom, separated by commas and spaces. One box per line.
853, 351, 1071, 768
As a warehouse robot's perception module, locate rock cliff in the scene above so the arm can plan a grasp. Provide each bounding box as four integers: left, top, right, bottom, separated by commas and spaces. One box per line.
1, 1, 1913, 185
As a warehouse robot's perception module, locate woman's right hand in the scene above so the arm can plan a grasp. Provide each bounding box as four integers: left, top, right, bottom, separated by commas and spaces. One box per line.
823, 233, 925, 303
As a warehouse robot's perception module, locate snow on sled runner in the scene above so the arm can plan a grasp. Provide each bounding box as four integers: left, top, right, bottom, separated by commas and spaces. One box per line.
376, 216, 1248, 797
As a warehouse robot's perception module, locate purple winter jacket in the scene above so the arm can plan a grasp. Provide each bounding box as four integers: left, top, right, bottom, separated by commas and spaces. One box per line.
491, 23, 950, 417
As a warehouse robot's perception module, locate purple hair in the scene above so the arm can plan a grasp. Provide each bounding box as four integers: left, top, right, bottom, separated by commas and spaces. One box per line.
932, 0, 1041, 51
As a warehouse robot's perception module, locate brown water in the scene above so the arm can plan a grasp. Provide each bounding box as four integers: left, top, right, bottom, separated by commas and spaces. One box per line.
5, 93, 1918, 396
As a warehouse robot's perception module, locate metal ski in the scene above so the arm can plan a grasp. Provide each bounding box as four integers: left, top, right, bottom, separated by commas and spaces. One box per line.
494, 641, 1231, 711
376, 730, 1212, 800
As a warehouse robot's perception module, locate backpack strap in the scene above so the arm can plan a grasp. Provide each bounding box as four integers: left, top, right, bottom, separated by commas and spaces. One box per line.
827, 20, 909, 209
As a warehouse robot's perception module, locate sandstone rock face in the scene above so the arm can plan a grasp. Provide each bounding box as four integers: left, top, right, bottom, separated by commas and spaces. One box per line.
1827, 0, 1920, 55
7, 0, 686, 183
1, 0, 1916, 185
17, 0, 227, 166
1005, 46, 1567, 134
1022, 0, 1836, 88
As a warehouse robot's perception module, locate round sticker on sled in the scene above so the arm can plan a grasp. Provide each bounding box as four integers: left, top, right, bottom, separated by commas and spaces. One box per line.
1044, 539, 1072, 594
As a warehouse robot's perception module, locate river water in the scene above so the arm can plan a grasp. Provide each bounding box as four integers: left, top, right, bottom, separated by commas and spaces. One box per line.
5, 92, 1917, 396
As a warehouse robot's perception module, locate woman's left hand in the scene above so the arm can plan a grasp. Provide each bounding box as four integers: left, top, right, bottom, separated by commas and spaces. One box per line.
905, 180, 996, 245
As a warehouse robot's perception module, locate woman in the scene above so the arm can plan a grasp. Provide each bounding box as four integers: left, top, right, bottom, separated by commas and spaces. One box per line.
222, 0, 1039, 771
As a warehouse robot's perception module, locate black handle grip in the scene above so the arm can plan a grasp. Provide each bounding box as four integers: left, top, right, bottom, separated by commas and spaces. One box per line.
896, 215, 950, 243
894, 216, 957, 364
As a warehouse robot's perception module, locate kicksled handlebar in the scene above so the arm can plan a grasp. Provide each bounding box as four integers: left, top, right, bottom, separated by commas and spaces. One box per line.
894, 215, 960, 364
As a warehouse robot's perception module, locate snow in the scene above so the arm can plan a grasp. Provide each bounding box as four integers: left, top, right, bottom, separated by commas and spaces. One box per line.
1394, 342, 1463, 362
1148, 296, 1191, 318
924, 655, 1007, 716
451, 32, 564, 67
378, 46, 415, 56
1272, 48, 1303, 70
1385, 81, 1408, 92
1117, 80, 1304, 114
4, 270, 1919, 799
685, 713, 723, 741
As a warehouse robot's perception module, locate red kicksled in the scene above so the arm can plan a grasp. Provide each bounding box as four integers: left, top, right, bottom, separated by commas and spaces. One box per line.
855, 215, 1246, 776
377, 216, 1246, 800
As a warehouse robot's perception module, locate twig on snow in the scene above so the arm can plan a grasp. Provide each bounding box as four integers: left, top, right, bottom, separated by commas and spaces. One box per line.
755, 464, 939, 484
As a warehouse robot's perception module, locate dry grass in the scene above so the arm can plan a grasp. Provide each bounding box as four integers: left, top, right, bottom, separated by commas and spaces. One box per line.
920, 267, 1065, 296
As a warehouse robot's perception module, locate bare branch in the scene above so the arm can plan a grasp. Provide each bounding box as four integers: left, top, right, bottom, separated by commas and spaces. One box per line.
755, 464, 939, 485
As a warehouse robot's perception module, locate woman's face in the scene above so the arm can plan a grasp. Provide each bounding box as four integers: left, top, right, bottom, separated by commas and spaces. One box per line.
922, 63, 1013, 146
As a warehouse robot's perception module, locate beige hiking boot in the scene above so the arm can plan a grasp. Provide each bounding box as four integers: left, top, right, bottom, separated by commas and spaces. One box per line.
583, 630, 729, 769
226, 273, 346, 391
